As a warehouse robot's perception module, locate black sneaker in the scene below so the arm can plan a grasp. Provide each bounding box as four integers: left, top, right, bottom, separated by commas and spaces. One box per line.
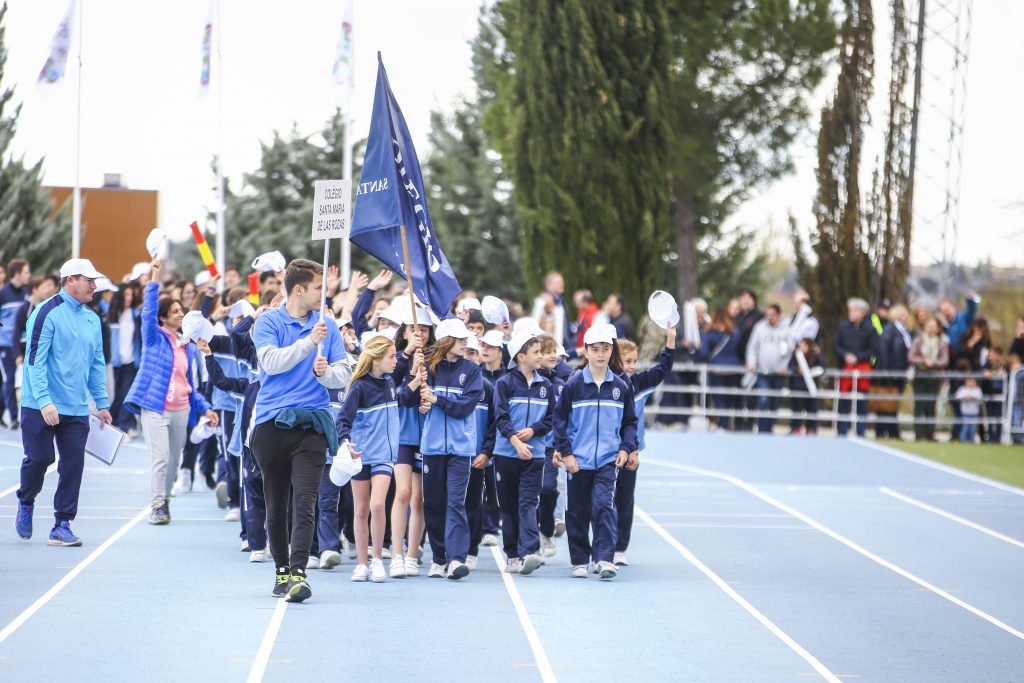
272, 567, 290, 598
285, 567, 312, 603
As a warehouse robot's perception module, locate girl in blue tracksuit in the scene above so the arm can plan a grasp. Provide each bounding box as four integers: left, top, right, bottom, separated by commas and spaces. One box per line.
614, 325, 676, 566
554, 323, 638, 580
464, 335, 495, 570
536, 334, 566, 556
390, 318, 435, 578
420, 318, 484, 580
338, 335, 414, 583
489, 333, 555, 576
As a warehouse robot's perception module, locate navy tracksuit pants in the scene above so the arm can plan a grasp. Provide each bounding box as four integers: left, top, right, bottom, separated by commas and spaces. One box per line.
241, 445, 266, 551
566, 462, 618, 566
17, 408, 89, 524
494, 456, 543, 559
466, 464, 487, 557
537, 450, 559, 538
422, 454, 471, 566
613, 465, 638, 553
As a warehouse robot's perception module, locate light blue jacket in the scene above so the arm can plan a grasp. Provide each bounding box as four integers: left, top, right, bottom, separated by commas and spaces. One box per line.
492, 369, 555, 459
22, 289, 109, 415
554, 366, 638, 470
420, 357, 484, 457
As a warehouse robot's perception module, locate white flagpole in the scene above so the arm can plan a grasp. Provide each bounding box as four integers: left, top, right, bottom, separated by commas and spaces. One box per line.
214, 0, 226, 292
72, 0, 83, 258
341, 112, 352, 288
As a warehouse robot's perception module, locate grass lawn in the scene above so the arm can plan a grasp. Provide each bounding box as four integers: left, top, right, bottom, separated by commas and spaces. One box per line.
880, 439, 1024, 489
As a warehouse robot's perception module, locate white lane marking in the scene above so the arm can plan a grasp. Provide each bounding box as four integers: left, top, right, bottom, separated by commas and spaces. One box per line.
0, 506, 150, 645
645, 457, 1024, 641
879, 487, 1024, 550
636, 507, 841, 683
640, 523, 813, 530
246, 598, 288, 683
0, 464, 57, 500
850, 438, 1024, 498
487, 546, 558, 683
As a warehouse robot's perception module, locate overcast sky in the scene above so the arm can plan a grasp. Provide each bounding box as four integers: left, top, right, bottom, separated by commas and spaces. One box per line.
4, 0, 1022, 272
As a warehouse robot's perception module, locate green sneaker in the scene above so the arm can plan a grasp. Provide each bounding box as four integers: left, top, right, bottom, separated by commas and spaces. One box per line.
285, 567, 312, 603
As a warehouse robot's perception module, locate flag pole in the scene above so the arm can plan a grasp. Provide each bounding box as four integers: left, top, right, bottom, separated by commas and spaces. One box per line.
341, 111, 353, 288
71, 0, 83, 258
214, 0, 226, 293
399, 225, 419, 329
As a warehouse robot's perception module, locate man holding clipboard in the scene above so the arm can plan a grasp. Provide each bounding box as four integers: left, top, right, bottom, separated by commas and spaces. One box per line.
14, 259, 113, 547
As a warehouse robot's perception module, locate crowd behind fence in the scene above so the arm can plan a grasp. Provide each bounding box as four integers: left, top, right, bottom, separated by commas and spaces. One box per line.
646, 363, 1024, 445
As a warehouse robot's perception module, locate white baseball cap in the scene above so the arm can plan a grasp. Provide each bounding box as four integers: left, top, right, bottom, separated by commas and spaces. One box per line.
465, 334, 481, 353
583, 322, 617, 346
181, 311, 215, 343
251, 250, 286, 273
189, 415, 222, 444
435, 318, 472, 340
507, 332, 538, 370
479, 330, 505, 349
481, 295, 510, 325
59, 258, 104, 279
129, 262, 152, 281
455, 297, 482, 315
377, 305, 405, 326
94, 277, 119, 294
513, 317, 544, 336
226, 300, 255, 319
194, 270, 211, 287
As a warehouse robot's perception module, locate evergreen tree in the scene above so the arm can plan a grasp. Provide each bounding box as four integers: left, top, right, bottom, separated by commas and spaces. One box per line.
505, 0, 674, 312
425, 100, 525, 301
0, 5, 71, 274
798, 0, 874, 351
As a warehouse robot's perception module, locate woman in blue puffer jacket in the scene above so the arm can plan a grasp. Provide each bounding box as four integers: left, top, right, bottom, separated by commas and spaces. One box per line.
125, 259, 218, 526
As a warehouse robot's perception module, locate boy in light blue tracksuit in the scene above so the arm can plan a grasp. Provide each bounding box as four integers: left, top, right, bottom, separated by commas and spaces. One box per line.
490, 333, 555, 576
614, 327, 676, 566
554, 323, 638, 580
420, 318, 484, 580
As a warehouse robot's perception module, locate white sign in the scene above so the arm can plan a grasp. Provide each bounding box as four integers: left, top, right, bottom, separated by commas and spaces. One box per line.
311, 179, 351, 240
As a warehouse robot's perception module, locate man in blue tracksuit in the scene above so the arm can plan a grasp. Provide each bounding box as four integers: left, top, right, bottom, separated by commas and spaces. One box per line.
15, 259, 112, 547
0, 258, 32, 428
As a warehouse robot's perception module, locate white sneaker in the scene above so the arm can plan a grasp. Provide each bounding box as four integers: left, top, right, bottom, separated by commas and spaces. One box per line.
240, 539, 249, 552
613, 551, 629, 567
505, 558, 523, 573
481, 533, 499, 547
541, 536, 557, 558
405, 557, 421, 576
390, 555, 407, 579
428, 562, 445, 578
320, 550, 342, 570
370, 558, 388, 583
570, 565, 588, 578
519, 554, 543, 576
215, 481, 229, 509
344, 538, 357, 560
224, 507, 240, 522
447, 560, 469, 580
598, 561, 618, 579
589, 562, 601, 575
465, 555, 478, 571
382, 547, 392, 560
306, 555, 320, 570
171, 469, 192, 497
554, 519, 566, 537
351, 564, 369, 582
249, 549, 267, 563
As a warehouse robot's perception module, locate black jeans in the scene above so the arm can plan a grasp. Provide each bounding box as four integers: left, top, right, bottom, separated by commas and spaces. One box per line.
252, 421, 327, 571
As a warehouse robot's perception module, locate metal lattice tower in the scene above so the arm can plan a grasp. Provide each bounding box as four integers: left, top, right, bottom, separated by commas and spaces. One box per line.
907, 0, 974, 298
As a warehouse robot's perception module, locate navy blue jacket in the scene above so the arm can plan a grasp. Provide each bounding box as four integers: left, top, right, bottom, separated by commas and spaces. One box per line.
474, 376, 496, 456
421, 356, 484, 457
554, 366, 638, 470
338, 373, 416, 466
0, 283, 28, 349
493, 369, 554, 459
622, 347, 674, 451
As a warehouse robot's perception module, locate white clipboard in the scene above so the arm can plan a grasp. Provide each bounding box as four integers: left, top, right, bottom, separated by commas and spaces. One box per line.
85, 414, 126, 466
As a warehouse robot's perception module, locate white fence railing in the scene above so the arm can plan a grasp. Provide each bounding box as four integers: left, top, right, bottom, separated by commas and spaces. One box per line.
645, 362, 1024, 445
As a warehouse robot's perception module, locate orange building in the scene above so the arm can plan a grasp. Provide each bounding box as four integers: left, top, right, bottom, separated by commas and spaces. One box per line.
48, 176, 158, 281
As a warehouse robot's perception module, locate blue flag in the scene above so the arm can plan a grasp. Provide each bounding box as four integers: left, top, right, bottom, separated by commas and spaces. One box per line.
350, 53, 461, 316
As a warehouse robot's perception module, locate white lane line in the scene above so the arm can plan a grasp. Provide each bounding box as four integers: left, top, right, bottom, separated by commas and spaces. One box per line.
645, 457, 1024, 641
487, 546, 558, 683
246, 598, 288, 683
0, 505, 150, 645
879, 487, 1024, 550
850, 438, 1024, 498
0, 464, 57, 499
636, 506, 841, 683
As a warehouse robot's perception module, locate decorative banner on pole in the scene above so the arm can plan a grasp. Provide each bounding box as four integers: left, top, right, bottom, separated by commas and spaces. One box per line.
37, 0, 77, 85
189, 221, 220, 279
247, 272, 259, 305
311, 179, 351, 241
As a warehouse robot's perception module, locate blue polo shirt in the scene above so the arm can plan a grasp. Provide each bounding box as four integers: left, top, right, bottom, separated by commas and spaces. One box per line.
252, 307, 347, 425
